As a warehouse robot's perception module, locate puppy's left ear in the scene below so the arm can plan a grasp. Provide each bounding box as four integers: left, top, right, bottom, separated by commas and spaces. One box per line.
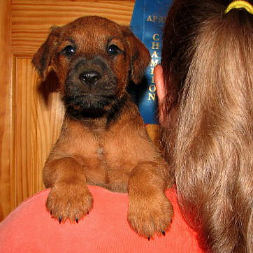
124, 28, 151, 84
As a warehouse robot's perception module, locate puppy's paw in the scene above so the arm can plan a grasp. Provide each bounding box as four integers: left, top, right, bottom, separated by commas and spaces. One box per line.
127, 192, 173, 238
46, 182, 93, 223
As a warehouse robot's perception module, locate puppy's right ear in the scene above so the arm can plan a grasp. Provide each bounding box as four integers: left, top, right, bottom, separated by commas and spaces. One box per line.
32, 26, 61, 80
123, 27, 151, 84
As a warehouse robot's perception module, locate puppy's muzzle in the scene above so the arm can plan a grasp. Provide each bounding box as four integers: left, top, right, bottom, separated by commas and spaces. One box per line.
79, 70, 101, 86
64, 56, 118, 114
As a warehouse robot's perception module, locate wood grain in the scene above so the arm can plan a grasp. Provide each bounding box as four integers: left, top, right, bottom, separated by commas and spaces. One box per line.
12, 1, 134, 54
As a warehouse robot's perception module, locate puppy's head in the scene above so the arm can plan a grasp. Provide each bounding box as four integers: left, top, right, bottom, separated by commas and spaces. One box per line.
33, 16, 150, 115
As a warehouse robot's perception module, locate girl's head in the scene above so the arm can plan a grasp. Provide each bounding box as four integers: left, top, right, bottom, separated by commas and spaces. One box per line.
155, 0, 253, 251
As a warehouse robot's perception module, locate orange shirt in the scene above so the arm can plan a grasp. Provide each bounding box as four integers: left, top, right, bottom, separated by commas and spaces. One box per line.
0, 186, 203, 253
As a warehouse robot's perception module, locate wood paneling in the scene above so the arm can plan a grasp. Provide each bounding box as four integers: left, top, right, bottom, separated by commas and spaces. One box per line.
0, 0, 135, 221
12, 1, 134, 54
12, 57, 65, 207
0, 0, 12, 221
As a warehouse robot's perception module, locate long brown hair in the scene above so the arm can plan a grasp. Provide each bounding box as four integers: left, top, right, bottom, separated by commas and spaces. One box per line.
161, 0, 253, 251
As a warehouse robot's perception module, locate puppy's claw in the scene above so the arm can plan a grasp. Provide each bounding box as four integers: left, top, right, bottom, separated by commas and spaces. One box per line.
59, 216, 62, 224
75, 218, 79, 224
148, 236, 151, 241
162, 231, 166, 236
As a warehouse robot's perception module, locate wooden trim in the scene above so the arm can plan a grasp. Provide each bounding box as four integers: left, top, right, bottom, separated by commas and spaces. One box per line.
0, 0, 13, 220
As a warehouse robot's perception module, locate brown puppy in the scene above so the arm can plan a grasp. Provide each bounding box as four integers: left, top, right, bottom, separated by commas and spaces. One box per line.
32, 16, 173, 238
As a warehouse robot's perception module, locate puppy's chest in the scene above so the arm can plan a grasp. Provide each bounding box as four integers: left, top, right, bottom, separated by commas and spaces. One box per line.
81, 130, 132, 190
91, 131, 123, 164
69, 118, 137, 180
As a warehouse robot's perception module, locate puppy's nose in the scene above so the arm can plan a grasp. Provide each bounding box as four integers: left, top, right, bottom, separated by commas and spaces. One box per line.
79, 71, 101, 85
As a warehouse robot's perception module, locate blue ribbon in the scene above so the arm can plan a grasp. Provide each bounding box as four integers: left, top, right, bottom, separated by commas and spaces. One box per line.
130, 0, 172, 124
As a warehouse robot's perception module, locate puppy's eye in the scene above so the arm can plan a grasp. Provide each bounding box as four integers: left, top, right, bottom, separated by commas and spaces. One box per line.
107, 45, 121, 56
61, 45, 75, 56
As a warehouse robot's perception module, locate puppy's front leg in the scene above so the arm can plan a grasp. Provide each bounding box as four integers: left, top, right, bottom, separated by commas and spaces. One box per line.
44, 157, 93, 223
128, 162, 173, 238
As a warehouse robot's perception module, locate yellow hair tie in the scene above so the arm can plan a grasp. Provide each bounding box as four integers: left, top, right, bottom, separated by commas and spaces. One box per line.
225, 0, 253, 14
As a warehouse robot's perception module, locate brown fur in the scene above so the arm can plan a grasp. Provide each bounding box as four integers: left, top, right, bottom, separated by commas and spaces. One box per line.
32, 16, 173, 238
160, 0, 253, 252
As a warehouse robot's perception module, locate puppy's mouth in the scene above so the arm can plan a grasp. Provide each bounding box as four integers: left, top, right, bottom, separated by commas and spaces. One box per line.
64, 93, 116, 111
63, 78, 118, 116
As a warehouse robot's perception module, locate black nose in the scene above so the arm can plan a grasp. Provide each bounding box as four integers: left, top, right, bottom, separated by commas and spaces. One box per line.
79, 71, 101, 85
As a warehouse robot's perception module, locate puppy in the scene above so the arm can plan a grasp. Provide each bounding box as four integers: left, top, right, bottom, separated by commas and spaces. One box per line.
32, 16, 173, 238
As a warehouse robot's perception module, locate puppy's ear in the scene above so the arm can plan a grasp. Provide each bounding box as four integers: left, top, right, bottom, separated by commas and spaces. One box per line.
124, 28, 151, 84
32, 26, 61, 80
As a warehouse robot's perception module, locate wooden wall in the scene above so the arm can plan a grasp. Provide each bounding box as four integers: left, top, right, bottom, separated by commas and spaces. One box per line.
0, 0, 135, 222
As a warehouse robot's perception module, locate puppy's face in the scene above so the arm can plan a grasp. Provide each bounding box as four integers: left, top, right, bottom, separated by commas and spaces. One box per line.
33, 16, 150, 115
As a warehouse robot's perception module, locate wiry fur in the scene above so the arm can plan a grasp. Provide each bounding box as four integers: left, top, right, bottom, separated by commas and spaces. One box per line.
160, 0, 253, 251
